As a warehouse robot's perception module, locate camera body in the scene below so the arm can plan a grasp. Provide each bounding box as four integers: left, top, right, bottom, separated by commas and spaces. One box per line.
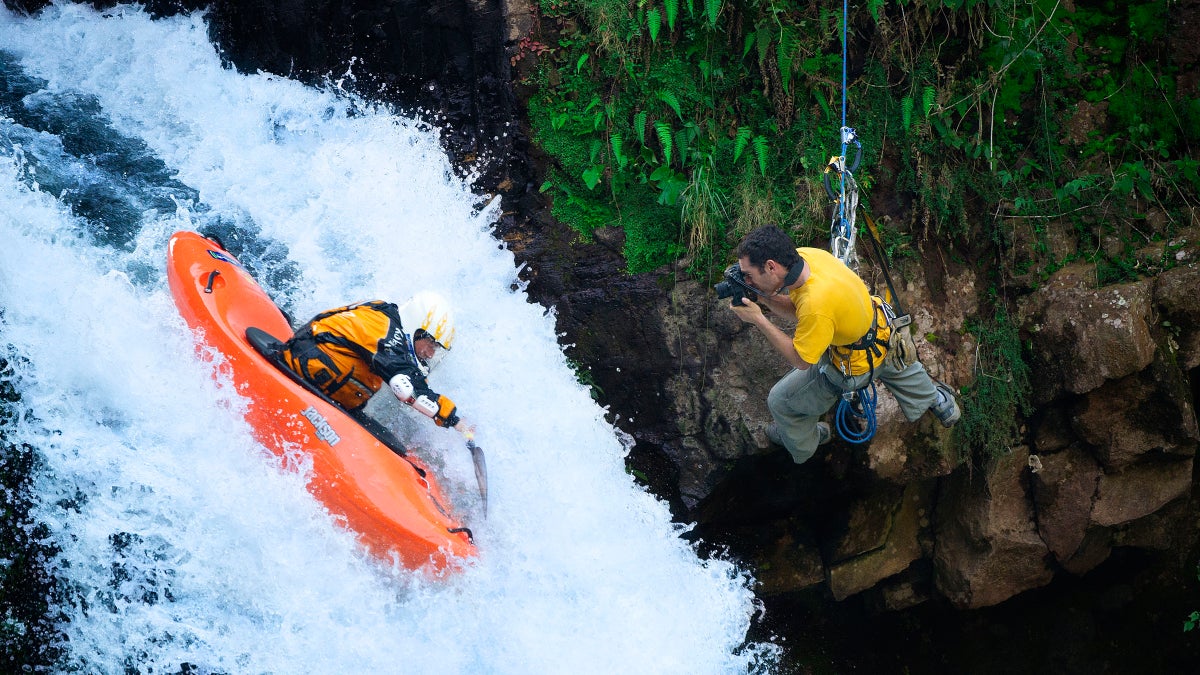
714, 263, 759, 306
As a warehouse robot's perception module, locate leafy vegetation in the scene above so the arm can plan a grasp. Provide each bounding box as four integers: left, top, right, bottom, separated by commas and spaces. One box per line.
953, 306, 1031, 464
528, 0, 1196, 273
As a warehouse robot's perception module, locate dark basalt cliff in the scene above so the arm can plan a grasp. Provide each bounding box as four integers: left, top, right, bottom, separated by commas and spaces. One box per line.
8, 0, 1199, 671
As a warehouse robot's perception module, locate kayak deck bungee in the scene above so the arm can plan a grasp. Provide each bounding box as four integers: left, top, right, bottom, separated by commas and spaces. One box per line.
166, 231, 475, 570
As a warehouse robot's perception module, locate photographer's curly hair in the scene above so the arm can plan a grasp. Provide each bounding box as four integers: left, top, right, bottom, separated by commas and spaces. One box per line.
737, 224, 802, 272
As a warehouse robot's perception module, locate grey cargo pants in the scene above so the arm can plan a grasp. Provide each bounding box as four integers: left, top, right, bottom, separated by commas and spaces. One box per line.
767, 353, 939, 464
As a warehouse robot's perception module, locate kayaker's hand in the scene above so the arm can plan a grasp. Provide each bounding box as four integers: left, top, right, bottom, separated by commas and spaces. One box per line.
454, 419, 476, 439
432, 395, 460, 428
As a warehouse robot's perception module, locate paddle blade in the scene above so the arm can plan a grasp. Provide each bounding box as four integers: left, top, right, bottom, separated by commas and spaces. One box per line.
467, 440, 488, 517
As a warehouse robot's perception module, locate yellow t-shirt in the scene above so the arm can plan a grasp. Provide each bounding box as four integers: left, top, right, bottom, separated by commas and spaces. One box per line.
787, 248, 888, 375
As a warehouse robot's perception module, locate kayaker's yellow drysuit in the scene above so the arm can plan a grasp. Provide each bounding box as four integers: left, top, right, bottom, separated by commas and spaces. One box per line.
281, 300, 461, 428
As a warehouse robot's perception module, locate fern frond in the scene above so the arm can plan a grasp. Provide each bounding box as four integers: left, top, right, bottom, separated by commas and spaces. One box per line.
665, 0, 679, 31
704, 0, 720, 27
658, 90, 683, 119
867, 0, 885, 23
655, 120, 674, 165
675, 128, 690, 167
634, 110, 649, 145
752, 135, 768, 176
733, 126, 752, 164
901, 95, 914, 130
611, 132, 626, 168
778, 27, 796, 94
648, 8, 662, 43
922, 85, 937, 118
756, 24, 770, 63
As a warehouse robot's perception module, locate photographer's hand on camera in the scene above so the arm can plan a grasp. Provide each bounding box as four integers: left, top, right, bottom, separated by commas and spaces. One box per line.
731, 298, 811, 370
729, 295, 767, 325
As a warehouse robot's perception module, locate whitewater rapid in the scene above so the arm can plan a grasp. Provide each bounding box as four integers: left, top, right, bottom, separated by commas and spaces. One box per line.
0, 4, 776, 673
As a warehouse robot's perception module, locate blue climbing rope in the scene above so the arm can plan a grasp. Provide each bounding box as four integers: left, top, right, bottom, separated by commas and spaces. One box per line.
840, 0, 848, 158
834, 381, 877, 444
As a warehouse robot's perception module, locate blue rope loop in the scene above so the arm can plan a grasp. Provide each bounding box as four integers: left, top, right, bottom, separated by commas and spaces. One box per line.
834, 382, 878, 444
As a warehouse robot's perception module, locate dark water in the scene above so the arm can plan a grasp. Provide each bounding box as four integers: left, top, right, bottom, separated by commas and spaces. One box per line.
0, 49, 300, 295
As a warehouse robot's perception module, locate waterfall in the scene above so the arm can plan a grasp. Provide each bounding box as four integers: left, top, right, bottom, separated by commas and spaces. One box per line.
0, 4, 777, 673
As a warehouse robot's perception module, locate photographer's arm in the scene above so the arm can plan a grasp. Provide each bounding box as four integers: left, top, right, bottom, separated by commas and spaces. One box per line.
729, 300, 812, 370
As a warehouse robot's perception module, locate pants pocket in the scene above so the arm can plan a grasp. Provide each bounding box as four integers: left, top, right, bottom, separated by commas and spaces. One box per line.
769, 368, 837, 419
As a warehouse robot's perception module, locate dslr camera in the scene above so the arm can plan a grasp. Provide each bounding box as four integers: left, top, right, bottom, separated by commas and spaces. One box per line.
714, 263, 759, 307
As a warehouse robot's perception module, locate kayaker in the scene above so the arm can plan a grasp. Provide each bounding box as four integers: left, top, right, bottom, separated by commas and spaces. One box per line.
281, 291, 474, 437
726, 224, 959, 463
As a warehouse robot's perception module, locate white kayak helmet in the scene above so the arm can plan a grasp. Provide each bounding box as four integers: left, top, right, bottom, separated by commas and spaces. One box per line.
398, 290, 457, 352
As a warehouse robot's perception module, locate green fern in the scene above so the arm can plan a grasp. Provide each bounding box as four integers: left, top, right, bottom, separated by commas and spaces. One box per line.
675, 128, 691, 166
648, 8, 662, 43
755, 23, 770, 63
634, 110, 648, 145
733, 126, 752, 164
778, 27, 796, 94
665, 0, 679, 31
611, 132, 627, 168
867, 0, 885, 22
901, 95, 914, 130
658, 90, 683, 119
704, 0, 720, 27
922, 85, 937, 118
655, 120, 674, 165
752, 135, 768, 176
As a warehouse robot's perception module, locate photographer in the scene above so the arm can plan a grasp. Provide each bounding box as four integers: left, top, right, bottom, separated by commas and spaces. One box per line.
723, 224, 958, 464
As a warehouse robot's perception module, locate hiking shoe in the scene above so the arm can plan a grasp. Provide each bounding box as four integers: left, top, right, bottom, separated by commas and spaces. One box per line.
765, 422, 831, 446
931, 382, 961, 428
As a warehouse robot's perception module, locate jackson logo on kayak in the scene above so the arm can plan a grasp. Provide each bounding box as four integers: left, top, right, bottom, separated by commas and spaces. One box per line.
206, 249, 241, 266
301, 406, 341, 446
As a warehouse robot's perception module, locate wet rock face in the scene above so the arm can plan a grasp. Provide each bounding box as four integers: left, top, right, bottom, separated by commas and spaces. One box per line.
205, 0, 514, 161
1018, 269, 1157, 404
934, 446, 1055, 609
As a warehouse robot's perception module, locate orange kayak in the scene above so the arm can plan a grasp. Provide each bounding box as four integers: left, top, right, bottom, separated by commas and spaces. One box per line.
166, 230, 476, 570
